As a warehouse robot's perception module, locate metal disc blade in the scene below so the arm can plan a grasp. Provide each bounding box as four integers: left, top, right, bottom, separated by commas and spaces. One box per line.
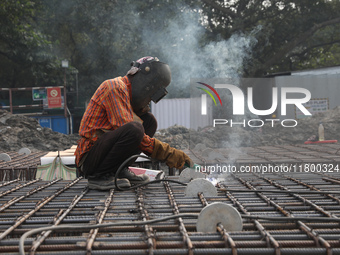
185, 178, 217, 197
197, 202, 243, 232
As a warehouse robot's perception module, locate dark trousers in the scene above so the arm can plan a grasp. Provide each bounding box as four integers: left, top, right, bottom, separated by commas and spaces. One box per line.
82, 113, 157, 178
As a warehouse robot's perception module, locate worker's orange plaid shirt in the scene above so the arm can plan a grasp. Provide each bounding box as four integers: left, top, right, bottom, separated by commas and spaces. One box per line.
74, 76, 154, 166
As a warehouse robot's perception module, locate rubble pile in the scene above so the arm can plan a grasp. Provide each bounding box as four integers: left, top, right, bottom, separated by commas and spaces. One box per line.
0, 110, 79, 152
0, 107, 339, 153
155, 106, 340, 150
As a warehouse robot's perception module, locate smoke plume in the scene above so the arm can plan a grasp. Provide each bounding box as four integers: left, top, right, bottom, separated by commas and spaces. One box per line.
141, 10, 259, 95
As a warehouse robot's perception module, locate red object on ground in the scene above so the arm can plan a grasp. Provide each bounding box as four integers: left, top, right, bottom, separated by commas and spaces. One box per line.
304, 140, 338, 144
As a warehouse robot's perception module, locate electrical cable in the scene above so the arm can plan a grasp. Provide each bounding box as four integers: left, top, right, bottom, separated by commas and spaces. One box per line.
19, 213, 198, 255
20, 152, 340, 254
17, 155, 340, 253
114, 154, 187, 191
19, 210, 340, 255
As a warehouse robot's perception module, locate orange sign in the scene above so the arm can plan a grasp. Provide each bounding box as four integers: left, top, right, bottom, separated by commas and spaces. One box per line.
47, 87, 62, 108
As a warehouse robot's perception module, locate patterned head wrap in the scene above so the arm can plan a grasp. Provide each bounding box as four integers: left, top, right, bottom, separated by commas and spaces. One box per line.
126, 56, 159, 76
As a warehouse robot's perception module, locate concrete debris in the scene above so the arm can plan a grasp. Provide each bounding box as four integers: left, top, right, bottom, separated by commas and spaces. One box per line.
155, 106, 340, 150
0, 110, 79, 152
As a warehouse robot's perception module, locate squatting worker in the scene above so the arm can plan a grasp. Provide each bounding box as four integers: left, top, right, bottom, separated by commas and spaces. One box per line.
75, 56, 193, 190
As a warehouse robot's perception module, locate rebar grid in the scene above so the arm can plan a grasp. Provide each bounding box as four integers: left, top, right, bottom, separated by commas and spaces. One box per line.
0, 151, 47, 181
163, 180, 194, 255
136, 187, 156, 255
0, 171, 340, 254
30, 187, 89, 254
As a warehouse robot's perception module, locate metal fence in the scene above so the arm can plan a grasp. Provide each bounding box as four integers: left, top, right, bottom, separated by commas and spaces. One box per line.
151, 98, 212, 130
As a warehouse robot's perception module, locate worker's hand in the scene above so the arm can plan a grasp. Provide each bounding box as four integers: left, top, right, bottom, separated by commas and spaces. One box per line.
135, 104, 151, 116
151, 138, 193, 169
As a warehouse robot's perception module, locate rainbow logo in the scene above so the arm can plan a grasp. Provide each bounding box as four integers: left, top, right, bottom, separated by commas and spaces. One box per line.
197, 82, 222, 115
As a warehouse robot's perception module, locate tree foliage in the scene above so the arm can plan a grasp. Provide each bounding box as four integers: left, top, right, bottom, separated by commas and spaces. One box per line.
0, 0, 340, 103
0, 0, 56, 89
196, 0, 340, 76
